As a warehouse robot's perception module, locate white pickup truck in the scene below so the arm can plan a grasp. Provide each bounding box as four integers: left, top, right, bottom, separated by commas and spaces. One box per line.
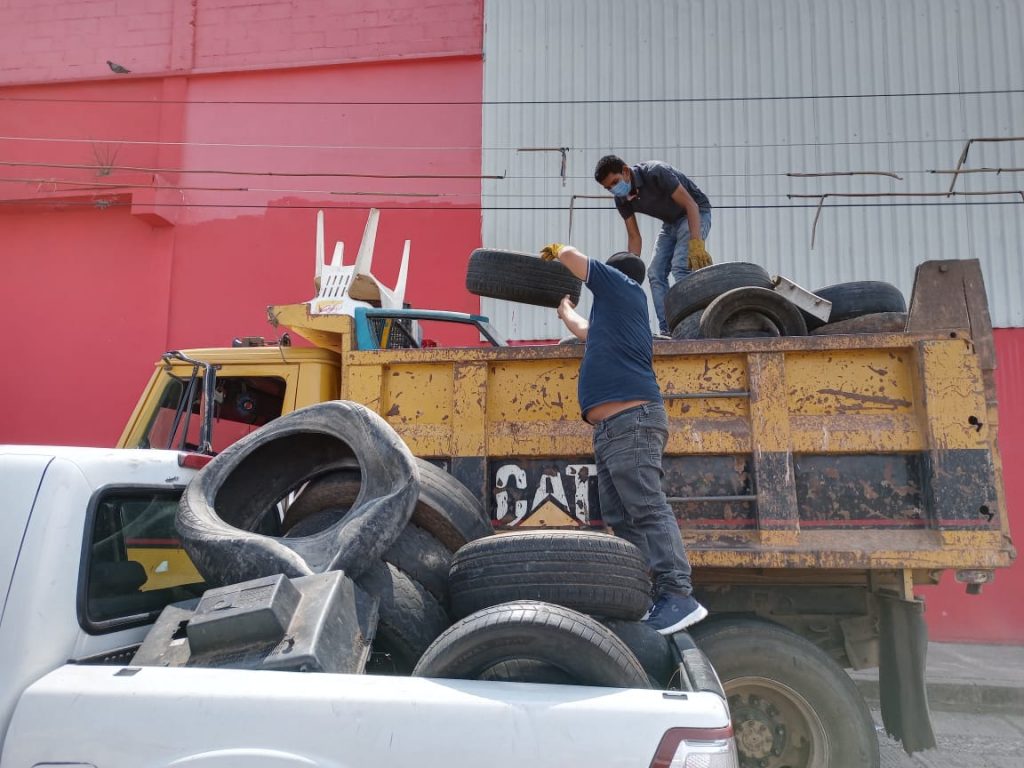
0, 445, 736, 768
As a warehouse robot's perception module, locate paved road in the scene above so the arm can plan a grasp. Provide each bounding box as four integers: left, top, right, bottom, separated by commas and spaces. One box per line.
877, 710, 1024, 768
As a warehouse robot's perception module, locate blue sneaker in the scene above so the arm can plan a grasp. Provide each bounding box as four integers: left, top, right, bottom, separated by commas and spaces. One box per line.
643, 593, 708, 635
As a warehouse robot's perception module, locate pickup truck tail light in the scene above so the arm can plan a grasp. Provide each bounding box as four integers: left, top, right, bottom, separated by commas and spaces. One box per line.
650, 726, 739, 768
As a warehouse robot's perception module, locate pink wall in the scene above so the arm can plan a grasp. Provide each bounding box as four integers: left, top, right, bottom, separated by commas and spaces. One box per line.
920, 328, 1024, 644
0, 1, 484, 447
0, 0, 482, 85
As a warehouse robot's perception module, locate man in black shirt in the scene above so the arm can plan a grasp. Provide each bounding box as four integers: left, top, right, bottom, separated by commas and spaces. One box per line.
595, 155, 712, 334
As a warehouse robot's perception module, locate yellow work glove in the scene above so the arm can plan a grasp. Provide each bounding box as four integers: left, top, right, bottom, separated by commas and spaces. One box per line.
687, 238, 712, 270
540, 243, 565, 261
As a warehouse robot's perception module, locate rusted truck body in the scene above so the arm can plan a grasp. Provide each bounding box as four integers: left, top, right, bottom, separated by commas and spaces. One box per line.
119, 259, 1015, 765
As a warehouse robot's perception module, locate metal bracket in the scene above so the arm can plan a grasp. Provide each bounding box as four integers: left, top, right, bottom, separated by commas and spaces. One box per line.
772, 275, 832, 322
517, 146, 569, 186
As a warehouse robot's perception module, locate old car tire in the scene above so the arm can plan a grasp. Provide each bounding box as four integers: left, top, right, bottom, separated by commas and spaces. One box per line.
808, 281, 907, 329
477, 659, 577, 685
282, 457, 490, 554
691, 617, 880, 768
670, 310, 703, 340
286, 515, 452, 605
699, 287, 807, 339
664, 262, 773, 331
810, 311, 907, 336
413, 601, 652, 689
466, 249, 582, 309
448, 530, 651, 620
177, 401, 418, 587
357, 561, 451, 673
602, 619, 678, 689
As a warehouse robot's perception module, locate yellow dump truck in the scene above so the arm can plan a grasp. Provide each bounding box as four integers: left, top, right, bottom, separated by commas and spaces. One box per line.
119, 258, 1014, 766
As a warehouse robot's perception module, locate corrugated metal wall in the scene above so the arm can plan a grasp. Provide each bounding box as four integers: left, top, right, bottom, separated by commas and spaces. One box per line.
481, 0, 1024, 340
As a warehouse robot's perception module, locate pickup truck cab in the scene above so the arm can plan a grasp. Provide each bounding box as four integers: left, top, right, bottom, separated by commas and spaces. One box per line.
0, 445, 735, 768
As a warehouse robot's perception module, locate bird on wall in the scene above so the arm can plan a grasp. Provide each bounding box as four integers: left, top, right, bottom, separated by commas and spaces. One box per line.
107, 60, 131, 74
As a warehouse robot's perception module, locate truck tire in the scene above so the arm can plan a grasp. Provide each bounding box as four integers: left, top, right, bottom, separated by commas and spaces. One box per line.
670, 310, 703, 340
465, 249, 582, 309
810, 311, 907, 336
807, 281, 907, 329
699, 287, 807, 339
177, 401, 418, 587
664, 262, 773, 331
449, 530, 651, 621
691, 617, 880, 768
357, 561, 451, 673
282, 457, 490, 553
602, 619, 678, 688
413, 601, 652, 689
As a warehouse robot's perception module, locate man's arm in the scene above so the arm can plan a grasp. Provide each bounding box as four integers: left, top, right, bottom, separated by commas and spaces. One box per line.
670, 185, 702, 241
557, 295, 588, 340
624, 215, 642, 256
549, 244, 589, 281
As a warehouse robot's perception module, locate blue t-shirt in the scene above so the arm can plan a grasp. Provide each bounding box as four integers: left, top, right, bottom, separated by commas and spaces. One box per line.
578, 260, 663, 420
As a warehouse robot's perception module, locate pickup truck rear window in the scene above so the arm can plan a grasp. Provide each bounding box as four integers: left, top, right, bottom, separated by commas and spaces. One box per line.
84, 488, 206, 631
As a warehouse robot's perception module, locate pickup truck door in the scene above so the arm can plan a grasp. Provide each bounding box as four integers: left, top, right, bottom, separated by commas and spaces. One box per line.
0, 453, 52, 627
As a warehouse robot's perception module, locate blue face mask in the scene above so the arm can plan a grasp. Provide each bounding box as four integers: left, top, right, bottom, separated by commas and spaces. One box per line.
609, 178, 631, 197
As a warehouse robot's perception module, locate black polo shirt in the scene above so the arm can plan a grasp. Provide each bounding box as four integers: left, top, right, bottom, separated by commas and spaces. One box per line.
615, 161, 711, 224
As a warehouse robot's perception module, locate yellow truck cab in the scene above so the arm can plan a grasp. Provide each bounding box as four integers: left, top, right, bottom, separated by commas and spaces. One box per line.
119, 247, 1014, 766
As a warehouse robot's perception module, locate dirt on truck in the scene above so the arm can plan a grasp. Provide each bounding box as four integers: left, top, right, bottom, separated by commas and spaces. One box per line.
118, 216, 1014, 768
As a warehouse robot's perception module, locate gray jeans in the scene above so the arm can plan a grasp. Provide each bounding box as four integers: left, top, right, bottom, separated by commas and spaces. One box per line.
593, 401, 693, 596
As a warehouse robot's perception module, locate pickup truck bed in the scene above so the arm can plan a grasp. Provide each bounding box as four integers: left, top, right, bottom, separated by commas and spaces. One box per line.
7, 664, 729, 768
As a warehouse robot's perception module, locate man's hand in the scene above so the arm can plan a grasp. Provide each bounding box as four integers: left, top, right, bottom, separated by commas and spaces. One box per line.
557, 294, 575, 321
540, 243, 565, 261
687, 238, 712, 270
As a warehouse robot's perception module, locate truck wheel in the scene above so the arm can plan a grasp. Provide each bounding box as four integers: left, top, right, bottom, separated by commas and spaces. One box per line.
465, 248, 582, 309
282, 457, 490, 553
413, 601, 652, 689
699, 287, 807, 339
448, 530, 651, 621
691, 618, 880, 768
357, 561, 451, 674
807, 281, 907, 329
177, 401, 418, 587
810, 311, 907, 336
664, 262, 773, 331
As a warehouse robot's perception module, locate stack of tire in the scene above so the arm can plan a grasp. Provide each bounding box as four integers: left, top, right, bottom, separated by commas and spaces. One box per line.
665, 263, 907, 340
463, 247, 907, 340
412, 530, 679, 690
176, 400, 492, 674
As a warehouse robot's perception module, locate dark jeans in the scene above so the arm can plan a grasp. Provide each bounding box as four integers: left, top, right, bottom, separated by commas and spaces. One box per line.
593, 401, 693, 597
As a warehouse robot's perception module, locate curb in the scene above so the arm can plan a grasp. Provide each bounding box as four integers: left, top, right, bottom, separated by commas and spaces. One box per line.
852, 676, 1024, 715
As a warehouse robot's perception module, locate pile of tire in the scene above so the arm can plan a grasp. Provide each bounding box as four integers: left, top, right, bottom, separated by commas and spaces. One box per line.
665, 263, 907, 340
176, 400, 492, 674
412, 530, 681, 690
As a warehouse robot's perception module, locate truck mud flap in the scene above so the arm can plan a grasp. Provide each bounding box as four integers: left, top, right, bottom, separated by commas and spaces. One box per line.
878, 594, 936, 753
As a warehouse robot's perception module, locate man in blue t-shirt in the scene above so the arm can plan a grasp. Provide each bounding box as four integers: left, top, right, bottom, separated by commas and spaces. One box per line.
594, 155, 713, 335
541, 242, 707, 635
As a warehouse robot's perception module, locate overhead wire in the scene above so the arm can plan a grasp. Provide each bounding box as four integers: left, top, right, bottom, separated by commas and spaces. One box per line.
0, 86, 1021, 105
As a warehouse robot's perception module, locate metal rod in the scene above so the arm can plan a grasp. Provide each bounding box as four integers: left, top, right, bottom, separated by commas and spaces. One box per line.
666, 495, 758, 503
517, 147, 569, 186
946, 137, 1024, 195
568, 193, 612, 242
929, 167, 1024, 175
787, 170, 903, 180
662, 390, 751, 399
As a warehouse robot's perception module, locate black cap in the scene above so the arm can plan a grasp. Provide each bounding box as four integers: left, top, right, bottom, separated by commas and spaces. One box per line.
606, 251, 646, 284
